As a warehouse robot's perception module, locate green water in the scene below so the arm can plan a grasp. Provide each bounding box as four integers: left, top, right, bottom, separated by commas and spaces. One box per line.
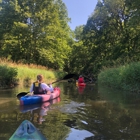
0, 82, 140, 140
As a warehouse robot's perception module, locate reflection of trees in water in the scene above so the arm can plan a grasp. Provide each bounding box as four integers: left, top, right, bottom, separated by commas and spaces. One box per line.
1, 82, 140, 139
0, 110, 70, 140
60, 82, 99, 102
1, 99, 138, 139
0, 102, 70, 140
40, 111, 70, 140
99, 87, 140, 113
74, 100, 138, 139
57, 83, 140, 138
0, 101, 139, 140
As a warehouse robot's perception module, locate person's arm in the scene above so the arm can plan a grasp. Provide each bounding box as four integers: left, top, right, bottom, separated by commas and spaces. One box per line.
48, 84, 54, 92
30, 84, 34, 93
29, 84, 34, 95
42, 83, 54, 93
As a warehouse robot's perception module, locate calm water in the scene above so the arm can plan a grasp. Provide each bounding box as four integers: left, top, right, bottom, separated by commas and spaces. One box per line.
0, 81, 140, 140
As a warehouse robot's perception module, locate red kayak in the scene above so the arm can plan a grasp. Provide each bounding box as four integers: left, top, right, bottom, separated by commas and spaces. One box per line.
78, 83, 86, 86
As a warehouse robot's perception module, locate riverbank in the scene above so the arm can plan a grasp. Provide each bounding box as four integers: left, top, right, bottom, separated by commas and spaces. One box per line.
98, 62, 140, 93
0, 59, 66, 88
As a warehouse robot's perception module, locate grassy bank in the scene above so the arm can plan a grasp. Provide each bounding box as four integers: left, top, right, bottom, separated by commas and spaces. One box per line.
0, 59, 66, 88
98, 62, 140, 93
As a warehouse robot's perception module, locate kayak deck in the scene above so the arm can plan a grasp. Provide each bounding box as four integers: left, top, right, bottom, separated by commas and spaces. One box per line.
76, 81, 86, 86
9, 120, 47, 140
20, 87, 60, 105
20, 96, 60, 113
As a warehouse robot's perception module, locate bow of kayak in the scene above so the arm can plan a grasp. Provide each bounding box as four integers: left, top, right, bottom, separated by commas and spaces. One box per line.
9, 120, 47, 140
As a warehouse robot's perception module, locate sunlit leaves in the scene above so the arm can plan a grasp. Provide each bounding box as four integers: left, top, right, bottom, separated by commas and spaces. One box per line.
0, 0, 72, 70
73, 0, 140, 76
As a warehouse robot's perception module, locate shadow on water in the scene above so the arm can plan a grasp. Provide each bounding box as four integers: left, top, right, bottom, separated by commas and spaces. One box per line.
0, 82, 140, 139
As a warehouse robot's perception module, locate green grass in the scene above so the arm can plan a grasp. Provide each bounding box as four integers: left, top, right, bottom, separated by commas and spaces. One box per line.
18, 67, 57, 81
0, 59, 66, 87
98, 62, 140, 93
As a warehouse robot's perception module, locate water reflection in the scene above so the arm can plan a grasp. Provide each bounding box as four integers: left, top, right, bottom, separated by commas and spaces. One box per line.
65, 128, 94, 140
0, 82, 140, 139
20, 97, 60, 124
59, 101, 85, 114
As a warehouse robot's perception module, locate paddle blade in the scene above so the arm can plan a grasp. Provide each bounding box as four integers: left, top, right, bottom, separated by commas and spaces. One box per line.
17, 92, 28, 99
51, 74, 78, 84
63, 74, 78, 80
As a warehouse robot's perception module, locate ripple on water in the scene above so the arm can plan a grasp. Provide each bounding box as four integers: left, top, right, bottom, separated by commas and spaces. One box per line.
59, 101, 85, 114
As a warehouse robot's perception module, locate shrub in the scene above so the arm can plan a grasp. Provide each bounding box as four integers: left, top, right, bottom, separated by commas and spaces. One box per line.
98, 62, 140, 93
0, 65, 18, 87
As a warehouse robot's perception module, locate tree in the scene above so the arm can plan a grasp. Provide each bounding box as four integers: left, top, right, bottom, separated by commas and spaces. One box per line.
74, 25, 84, 41
79, 0, 140, 75
0, 0, 72, 70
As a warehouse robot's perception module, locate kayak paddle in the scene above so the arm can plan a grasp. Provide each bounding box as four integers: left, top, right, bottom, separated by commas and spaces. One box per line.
16, 92, 30, 99
16, 73, 77, 99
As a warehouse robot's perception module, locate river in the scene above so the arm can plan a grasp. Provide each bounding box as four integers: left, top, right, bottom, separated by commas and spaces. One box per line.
0, 81, 140, 140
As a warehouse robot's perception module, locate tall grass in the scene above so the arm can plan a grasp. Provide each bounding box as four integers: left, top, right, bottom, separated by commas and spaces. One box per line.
98, 62, 140, 93
17, 67, 64, 83
0, 59, 66, 87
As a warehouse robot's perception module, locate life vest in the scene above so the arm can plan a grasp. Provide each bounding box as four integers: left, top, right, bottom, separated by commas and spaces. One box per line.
78, 77, 84, 83
33, 82, 46, 94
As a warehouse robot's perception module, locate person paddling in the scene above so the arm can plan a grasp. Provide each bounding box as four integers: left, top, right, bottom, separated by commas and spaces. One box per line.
30, 74, 53, 95
78, 75, 84, 83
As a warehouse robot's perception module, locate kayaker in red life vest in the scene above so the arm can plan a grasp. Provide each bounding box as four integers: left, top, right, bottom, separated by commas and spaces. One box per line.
30, 74, 53, 95
78, 75, 84, 83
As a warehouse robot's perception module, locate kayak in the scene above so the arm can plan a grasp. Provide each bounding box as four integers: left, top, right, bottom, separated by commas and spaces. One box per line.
20, 87, 60, 105
78, 83, 86, 86
78, 86, 85, 94
9, 120, 47, 140
76, 81, 86, 86
20, 97, 60, 113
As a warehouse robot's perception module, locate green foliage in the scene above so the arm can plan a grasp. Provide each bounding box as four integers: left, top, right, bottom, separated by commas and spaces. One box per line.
0, 0, 140, 76
0, 0, 72, 71
16, 66, 66, 87
17, 67, 62, 82
74, 25, 84, 40
67, 0, 140, 76
121, 62, 140, 91
98, 62, 140, 93
0, 65, 18, 87
0, 59, 66, 88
